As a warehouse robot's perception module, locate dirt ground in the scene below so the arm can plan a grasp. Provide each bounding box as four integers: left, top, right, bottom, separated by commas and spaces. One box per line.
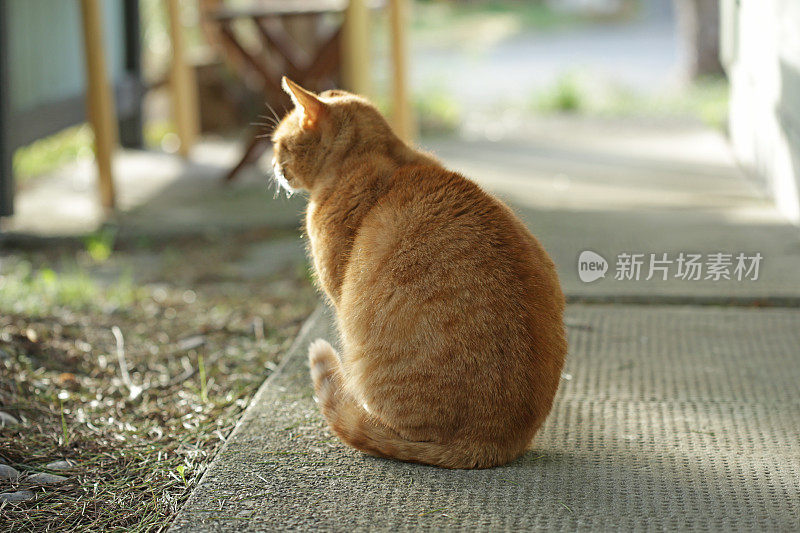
0, 228, 317, 531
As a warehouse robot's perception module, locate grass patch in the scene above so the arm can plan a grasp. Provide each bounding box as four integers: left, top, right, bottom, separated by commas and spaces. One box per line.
12, 125, 94, 184
531, 73, 589, 114
408, 0, 639, 51
530, 73, 730, 129
0, 234, 316, 530
0, 259, 142, 317
10, 117, 180, 188
413, 88, 462, 135
376, 87, 462, 136
84, 227, 118, 264
144, 119, 179, 153
412, 0, 629, 34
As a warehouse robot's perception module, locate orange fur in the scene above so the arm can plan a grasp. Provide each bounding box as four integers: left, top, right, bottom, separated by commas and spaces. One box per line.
272, 78, 566, 469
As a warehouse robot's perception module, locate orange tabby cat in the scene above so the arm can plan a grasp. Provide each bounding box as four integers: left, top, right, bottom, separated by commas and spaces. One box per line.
271, 77, 566, 469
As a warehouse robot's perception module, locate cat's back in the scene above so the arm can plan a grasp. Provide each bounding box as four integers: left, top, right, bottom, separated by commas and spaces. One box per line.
340, 163, 564, 346
353, 163, 552, 284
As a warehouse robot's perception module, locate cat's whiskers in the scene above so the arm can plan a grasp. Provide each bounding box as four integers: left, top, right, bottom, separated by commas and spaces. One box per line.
266, 166, 279, 198
253, 120, 278, 139
269, 155, 295, 199
253, 110, 281, 143
264, 102, 281, 125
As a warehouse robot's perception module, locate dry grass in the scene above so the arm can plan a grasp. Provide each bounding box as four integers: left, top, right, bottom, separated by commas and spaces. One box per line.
0, 232, 316, 531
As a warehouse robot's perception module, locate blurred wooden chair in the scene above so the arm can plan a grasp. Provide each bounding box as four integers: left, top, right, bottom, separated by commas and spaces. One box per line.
199, 0, 347, 182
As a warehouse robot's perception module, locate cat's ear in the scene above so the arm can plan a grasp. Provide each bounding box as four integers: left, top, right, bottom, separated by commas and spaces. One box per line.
282, 77, 327, 130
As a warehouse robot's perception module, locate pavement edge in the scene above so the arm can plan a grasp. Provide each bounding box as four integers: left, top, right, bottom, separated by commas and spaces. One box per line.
168, 304, 327, 531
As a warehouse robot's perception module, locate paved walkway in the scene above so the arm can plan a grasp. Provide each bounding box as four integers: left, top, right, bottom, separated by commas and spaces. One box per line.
171, 117, 800, 531
172, 305, 799, 531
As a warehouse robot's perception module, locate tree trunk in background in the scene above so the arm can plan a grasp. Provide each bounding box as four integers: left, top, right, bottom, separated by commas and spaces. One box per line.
673, 0, 725, 79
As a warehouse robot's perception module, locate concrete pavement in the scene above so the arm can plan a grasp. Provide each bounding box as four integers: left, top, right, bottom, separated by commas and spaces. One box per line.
171, 304, 800, 531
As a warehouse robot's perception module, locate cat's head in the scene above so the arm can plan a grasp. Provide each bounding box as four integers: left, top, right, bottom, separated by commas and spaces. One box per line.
270, 77, 396, 193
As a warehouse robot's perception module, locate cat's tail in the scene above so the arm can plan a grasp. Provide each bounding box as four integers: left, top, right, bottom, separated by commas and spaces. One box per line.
308, 339, 516, 469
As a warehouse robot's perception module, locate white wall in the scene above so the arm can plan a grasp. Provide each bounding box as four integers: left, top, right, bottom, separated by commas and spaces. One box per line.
722, 0, 800, 223
7, 0, 126, 114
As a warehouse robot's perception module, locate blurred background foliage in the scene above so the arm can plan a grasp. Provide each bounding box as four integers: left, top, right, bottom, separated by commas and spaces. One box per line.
11, 0, 728, 184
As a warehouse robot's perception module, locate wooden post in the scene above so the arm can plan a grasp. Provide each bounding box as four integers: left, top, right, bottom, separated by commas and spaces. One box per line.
167, 0, 200, 158
389, 0, 415, 143
79, 0, 118, 211
342, 0, 371, 96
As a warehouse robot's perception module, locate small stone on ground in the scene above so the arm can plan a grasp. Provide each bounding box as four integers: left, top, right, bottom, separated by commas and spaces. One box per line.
0, 411, 19, 426
0, 464, 20, 480
0, 490, 35, 503
177, 336, 206, 352
45, 460, 75, 471
27, 472, 68, 484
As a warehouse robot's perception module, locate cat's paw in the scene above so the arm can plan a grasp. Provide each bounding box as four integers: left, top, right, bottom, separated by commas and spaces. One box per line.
308, 338, 336, 386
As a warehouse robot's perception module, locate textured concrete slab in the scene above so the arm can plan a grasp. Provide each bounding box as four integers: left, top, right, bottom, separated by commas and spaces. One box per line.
171, 304, 800, 531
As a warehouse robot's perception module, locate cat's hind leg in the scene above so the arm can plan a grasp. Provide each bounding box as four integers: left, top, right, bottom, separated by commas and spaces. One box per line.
308, 339, 371, 447
307, 339, 508, 468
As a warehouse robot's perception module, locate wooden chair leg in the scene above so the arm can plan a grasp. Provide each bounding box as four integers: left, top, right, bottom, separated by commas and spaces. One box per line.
224, 133, 270, 183
214, 9, 348, 183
